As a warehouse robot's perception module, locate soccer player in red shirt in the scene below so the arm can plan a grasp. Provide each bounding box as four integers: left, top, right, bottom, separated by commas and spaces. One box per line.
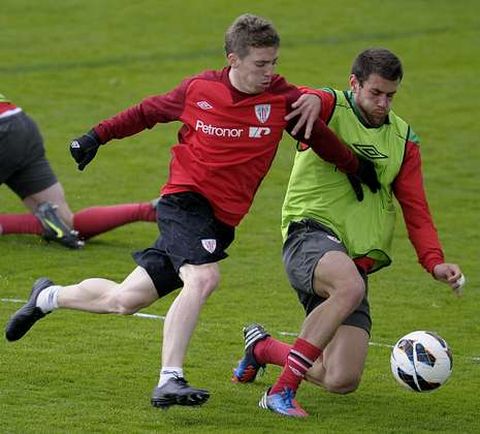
5, 14, 379, 409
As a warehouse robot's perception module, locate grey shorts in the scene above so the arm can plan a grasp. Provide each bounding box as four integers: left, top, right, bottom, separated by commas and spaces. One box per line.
0, 112, 57, 199
283, 219, 371, 334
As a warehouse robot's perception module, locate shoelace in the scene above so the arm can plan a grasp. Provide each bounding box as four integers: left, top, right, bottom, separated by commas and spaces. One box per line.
281, 388, 296, 409
171, 374, 188, 386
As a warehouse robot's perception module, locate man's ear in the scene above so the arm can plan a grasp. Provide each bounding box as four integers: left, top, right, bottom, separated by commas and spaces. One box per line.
227, 52, 239, 68
349, 74, 359, 93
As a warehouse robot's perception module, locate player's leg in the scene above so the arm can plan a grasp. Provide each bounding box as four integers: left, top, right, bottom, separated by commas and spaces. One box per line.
260, 220, 364, 417
23, 182, 83, 248
162, 262, 220, 368
233, 323, 368, 393
306, 324, 369, 394
3, 180, 82, 249
150, 192, 234, 408
57, 266, 159, 313
299, 251, 365, 345
0, 111, 82, 247
71, 201, 157, 240
23, 181, 74, 225
5, 266, 159, 341
150, 263, 219, 408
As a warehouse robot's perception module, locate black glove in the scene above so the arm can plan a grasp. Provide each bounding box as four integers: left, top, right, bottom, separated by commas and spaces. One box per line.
348, 157, 381, 201
347, 174, 365, 201
70, 130, 101, 171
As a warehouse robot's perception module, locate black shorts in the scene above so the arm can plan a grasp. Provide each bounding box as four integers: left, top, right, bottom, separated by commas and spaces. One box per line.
133, 192, 235, 297
283, 219, 372, 334
0, 112, 57, 199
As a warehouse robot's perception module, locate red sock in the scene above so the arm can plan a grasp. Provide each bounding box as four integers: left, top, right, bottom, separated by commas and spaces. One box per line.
73, 202, 156, 239
270, 338, 322, 395
0, 214, 43, 235
254, 337, 291, 367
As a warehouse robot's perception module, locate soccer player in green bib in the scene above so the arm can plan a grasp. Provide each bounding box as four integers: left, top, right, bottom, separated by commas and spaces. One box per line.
232, 48, 465, 417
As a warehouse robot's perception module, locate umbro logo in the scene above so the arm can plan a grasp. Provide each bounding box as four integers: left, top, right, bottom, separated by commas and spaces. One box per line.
352, 143, 388, 159
196, 100, 213, 110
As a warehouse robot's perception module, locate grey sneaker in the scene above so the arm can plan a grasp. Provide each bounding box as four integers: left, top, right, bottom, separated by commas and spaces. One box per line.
151, 376, 210, 409
5, 278, 53, 341
35, 202, 84, 249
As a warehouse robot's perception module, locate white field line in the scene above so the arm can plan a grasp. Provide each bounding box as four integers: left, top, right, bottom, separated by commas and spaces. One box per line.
278, 330, 480, 362
279, 330, 393, 348
2, 298, 478, 362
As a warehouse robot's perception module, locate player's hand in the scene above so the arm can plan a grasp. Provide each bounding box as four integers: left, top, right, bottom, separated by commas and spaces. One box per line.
432, 263, 466, 296
356, 157, 380, 192
347, 157, 381, 201
347, 174, 365, 201
70, 130, 101, 171
285, 94, 321, 139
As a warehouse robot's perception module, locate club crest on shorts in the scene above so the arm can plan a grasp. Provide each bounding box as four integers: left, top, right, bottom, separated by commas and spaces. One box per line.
255, 104, 271, 124
201, 238, 217, 253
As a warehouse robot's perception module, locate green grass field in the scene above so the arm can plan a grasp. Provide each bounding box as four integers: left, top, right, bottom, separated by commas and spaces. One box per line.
1, 0, 479, 432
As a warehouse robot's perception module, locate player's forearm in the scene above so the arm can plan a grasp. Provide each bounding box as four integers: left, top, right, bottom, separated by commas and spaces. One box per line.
394, 141, 445, 273
93, 86, 186, 144
298, 119, 359, 174
93, 105, 151, 144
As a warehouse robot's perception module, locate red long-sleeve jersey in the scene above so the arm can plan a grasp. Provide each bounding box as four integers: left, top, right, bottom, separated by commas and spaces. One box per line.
304, 87, 445, 273
94, 68, 358, 227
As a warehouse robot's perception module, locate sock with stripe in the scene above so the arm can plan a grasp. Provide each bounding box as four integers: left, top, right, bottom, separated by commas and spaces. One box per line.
269, 338, 322, 395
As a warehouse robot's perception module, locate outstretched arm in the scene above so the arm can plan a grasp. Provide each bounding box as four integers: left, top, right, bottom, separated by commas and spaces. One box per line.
394, 141, 465, 295
69, 78, 190, 170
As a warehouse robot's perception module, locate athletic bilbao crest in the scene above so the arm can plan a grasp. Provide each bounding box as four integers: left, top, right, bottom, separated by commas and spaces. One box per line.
255, 104, 271, 124
201, 239, 217, 253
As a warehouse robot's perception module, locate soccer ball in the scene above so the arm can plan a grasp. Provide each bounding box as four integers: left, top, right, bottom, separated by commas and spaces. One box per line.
390, 330, 453, 392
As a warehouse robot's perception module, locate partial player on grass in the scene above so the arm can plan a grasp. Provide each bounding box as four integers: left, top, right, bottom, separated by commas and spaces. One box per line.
4, 15, 379, 410
0, 93, 157, 248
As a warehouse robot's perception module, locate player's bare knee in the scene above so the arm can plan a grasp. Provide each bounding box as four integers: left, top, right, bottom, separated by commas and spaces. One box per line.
183, 266, 220, 300
324, 374, 361, 394
196, 272, 220, 300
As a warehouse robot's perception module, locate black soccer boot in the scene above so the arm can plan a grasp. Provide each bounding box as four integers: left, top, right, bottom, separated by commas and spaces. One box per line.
151, 376, 210, 409
5, 277, 54, 341
35, 202, 84, 249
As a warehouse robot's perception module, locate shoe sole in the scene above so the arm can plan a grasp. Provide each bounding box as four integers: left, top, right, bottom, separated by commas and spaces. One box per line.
258, 390, 308, 417
151, 391, 210, 409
